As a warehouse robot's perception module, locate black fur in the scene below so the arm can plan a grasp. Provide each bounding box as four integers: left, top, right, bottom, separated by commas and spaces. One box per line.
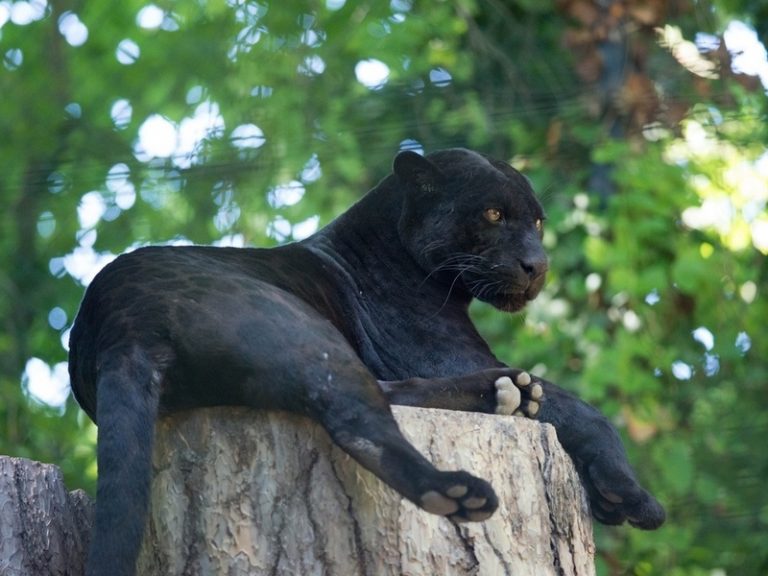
69, 148, 664, 576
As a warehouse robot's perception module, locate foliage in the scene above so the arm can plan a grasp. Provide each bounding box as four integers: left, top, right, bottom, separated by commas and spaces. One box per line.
1, 0, 766, 573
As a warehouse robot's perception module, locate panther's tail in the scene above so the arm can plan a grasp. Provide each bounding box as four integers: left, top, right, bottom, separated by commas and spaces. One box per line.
86, 345, 160, 576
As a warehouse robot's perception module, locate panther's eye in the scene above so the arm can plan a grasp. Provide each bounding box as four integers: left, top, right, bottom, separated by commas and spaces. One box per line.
535, 218, 543, 232
484, 208, 503, 223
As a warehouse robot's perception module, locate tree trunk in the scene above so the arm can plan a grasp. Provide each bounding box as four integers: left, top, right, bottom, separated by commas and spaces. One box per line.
138, 406, 595, 576
0, 457, 93, 576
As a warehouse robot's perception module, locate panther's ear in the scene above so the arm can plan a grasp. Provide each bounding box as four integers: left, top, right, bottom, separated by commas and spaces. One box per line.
393, 151, 442, 193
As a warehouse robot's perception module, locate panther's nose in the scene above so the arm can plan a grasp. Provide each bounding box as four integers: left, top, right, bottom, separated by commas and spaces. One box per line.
519, 258, 548, 280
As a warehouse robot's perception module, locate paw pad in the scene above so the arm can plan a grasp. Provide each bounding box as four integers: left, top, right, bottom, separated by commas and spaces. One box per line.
523, 400, 540, 417
451, 509, 494, 523
494, 376, 521, 415
462, 496, 487, 509
446, 485, 468, 498
419, 478, 498, 523
495, 371, 543, 418
421, 490, 460, 515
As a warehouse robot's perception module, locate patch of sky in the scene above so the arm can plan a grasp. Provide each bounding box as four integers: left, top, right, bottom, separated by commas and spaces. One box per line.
65, 102, 82, 119
235, 25, 263, 49
3, 48, 22, 70
48, 257, 66, 278
301, 154, 322, 183
134, 101, 224, 168
212, 181, 234, 207
671, 361, 693, 380
703, 353, 720, 377
107, 163, 137, 210
137, 114, 177, 158
267, 215, 318, 242
692, 326, 714, 351
76, 228, 97, 248
48, 307, 67, 330
23, 358, 70, 410
398, 139, 424, 154
724, 21, 768, 89
213, 234, 246, 248
175, 101, 225, 168
214, 203, 241, 232
36, 169, 61, 207
301, 28, 325, 47
298, 13, 315, 29
391, 0, 412, 13
136, 4, 164, 29
298, 54, 325, 76
116, 38, 140, 65
186, 85, 204, 105
231, 124, 266, 149
37, 211, 56, 238
734, 331, 751, 355
267, 215, 292, 242
250, 86, 273, 98
355, 59, 389, 89
77, 191, 107, 229
231, 0, 267, 25
62, 246, 117, 286
58, 11, 88, 46
4, 0, 47, 27
326, 0, 345, 11
694, 21, 768, 90
293, 215, 319, 240
429, 67, 452, 87
268, 181, 305, 208
102, 204, 121, 223
110, 99, 133, 129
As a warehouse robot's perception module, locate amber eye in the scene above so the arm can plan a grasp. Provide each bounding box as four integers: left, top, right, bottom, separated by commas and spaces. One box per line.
535, 218, 543, 232
484, 208, 503, 223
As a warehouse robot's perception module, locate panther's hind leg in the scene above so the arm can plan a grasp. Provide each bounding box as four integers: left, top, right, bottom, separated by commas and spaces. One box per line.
303, 355, 499, 523
86, 344, 162, 576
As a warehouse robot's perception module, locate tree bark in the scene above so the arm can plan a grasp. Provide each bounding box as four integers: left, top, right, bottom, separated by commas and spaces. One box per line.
138, 406, 595, 576
0, 457, 93, 576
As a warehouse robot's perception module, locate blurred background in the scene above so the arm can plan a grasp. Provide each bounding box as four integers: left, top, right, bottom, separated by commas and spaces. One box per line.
1, 0, 766, 573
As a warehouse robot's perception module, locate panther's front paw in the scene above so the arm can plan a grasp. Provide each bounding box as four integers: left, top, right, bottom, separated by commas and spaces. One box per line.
419, 470, 499, 523
584, 454, 666, 530
492, 370, 544, 418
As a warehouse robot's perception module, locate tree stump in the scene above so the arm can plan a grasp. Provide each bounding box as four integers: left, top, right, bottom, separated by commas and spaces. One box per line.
0, 457, 93, 576
138, 406, 595, 575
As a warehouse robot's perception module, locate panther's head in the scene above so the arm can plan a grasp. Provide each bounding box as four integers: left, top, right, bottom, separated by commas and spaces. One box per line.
394, 148, 547, 313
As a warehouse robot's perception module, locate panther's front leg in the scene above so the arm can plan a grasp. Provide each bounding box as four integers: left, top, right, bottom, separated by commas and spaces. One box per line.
380, 369, 666, 530
535, 379, 665, 529
378, 367, 545, 418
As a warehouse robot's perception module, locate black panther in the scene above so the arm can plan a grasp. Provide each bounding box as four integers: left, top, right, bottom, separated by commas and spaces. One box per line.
69, 148, 664, 576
